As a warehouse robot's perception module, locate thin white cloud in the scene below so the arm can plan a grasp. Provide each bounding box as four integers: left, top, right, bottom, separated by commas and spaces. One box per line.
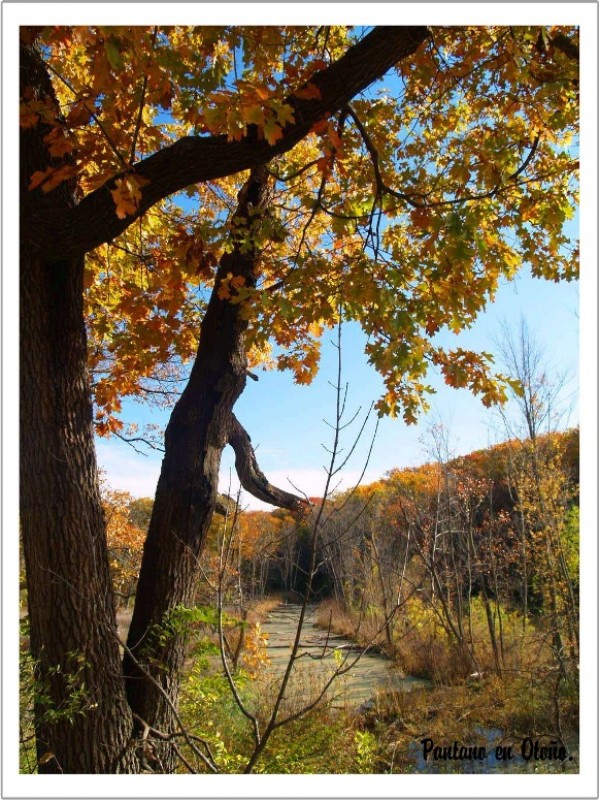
97, 438, 384, 511
95, 441, 161, 499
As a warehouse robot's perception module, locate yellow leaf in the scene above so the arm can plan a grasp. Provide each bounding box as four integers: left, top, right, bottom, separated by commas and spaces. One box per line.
240, 104, 265, 126
109, 174, 150, 219
263, 118, 283, 145
110, 179, 137, 219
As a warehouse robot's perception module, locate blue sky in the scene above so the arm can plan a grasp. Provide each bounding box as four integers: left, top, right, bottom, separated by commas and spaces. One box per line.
93, 23, 582, 510
96, 263, 579, 509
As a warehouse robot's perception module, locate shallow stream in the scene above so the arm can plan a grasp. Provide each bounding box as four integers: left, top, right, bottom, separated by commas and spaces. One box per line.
261, 603, 430, 709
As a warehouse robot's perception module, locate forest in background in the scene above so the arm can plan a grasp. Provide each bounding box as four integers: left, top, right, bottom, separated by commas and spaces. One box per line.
22, 423, 577, 773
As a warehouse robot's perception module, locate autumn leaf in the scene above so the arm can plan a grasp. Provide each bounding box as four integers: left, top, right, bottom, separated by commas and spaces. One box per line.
28, 164, 77, 192
294, 83, 322, 100
66, 101, 93, 128
311, 118, 330, 135
410, 207, 433, 230
262, 117, 284, 145
20, 106, 40, 128
29, 167, 56, 191
240, 104, 265, 126
33, 25, 577, 432
44, 126, 76, 157
110, 174, 151, 220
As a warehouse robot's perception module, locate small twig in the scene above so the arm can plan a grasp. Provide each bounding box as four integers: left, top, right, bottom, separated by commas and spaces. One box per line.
129, 27, 159, 164
119, 638, 219, 773
113, 431, 165, 454
507, 134, 540, 181
41, 55, 129, 169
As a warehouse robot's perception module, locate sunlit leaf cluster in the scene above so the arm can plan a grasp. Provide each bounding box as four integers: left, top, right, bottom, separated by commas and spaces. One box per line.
23, 25, 579, 429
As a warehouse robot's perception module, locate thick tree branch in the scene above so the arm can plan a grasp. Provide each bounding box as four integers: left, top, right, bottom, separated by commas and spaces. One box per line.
346, 103, 425, 206
228, 414, 308, 512
40, 26, 429, 261
549, 32, 579, 62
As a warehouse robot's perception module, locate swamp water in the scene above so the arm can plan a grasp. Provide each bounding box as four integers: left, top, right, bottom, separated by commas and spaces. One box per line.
262, 605, 568, 775
116, 604, 564, 773
261, 604, 430, 709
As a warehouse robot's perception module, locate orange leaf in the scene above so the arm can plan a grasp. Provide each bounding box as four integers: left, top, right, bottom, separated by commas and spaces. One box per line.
263, 118, 283, 145
29, 167, 54, 191
44, 127, 76, 158
410, 207, 433, 229
311, 118, 329, 135
253, 85, 271, 101
310, 59, 328, 72
29, 164, 77, 192
294, 83, 322, 100
66, 102, 93, 128
20, 106, 40, 128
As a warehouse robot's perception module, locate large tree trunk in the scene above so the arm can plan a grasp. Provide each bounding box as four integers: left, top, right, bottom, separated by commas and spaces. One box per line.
123, 166, 304, 770
20, 37, 137, 774
120, 173, 261, 725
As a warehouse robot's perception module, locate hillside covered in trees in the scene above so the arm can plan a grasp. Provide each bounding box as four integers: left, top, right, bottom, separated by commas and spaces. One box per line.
25, 426, 575, 773
101, 428, 579, 673
222, 429, 578, 621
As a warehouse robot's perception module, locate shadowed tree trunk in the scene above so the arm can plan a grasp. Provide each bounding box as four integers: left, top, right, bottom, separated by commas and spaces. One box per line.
123, 166, 304, 769
20, 37, 137, 774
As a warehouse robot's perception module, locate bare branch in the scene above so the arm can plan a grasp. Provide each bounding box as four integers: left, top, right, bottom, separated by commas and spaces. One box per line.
507, 134, 540, 181
119, 639, 219, 773
113, 430, 165, 455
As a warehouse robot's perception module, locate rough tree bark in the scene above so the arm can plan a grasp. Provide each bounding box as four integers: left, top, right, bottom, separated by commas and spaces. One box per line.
19, 26, 429, 773
20, 38, 137, 774
123, 166, 305, 770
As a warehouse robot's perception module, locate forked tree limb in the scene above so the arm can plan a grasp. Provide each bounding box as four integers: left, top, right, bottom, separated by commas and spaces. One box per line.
39, 26, 430, 261
228, 414, 309, 513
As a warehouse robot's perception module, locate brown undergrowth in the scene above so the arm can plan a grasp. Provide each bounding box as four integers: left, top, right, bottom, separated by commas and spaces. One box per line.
313, 598, 578, 773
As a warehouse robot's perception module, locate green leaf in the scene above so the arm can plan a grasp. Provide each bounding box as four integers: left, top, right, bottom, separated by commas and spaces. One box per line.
104, 37, 123, 71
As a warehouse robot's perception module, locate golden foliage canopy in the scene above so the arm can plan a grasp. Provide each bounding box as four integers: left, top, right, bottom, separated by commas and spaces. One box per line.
23, 25, 579, 428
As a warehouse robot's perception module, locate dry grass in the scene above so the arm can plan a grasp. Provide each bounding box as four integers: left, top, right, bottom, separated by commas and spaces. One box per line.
314, 598, 356, 638
314, 597, 576, 689
369, 671, 579, 774
244, 595, 284, 625
311, 597, 578, 771
314, 598, 389, 652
